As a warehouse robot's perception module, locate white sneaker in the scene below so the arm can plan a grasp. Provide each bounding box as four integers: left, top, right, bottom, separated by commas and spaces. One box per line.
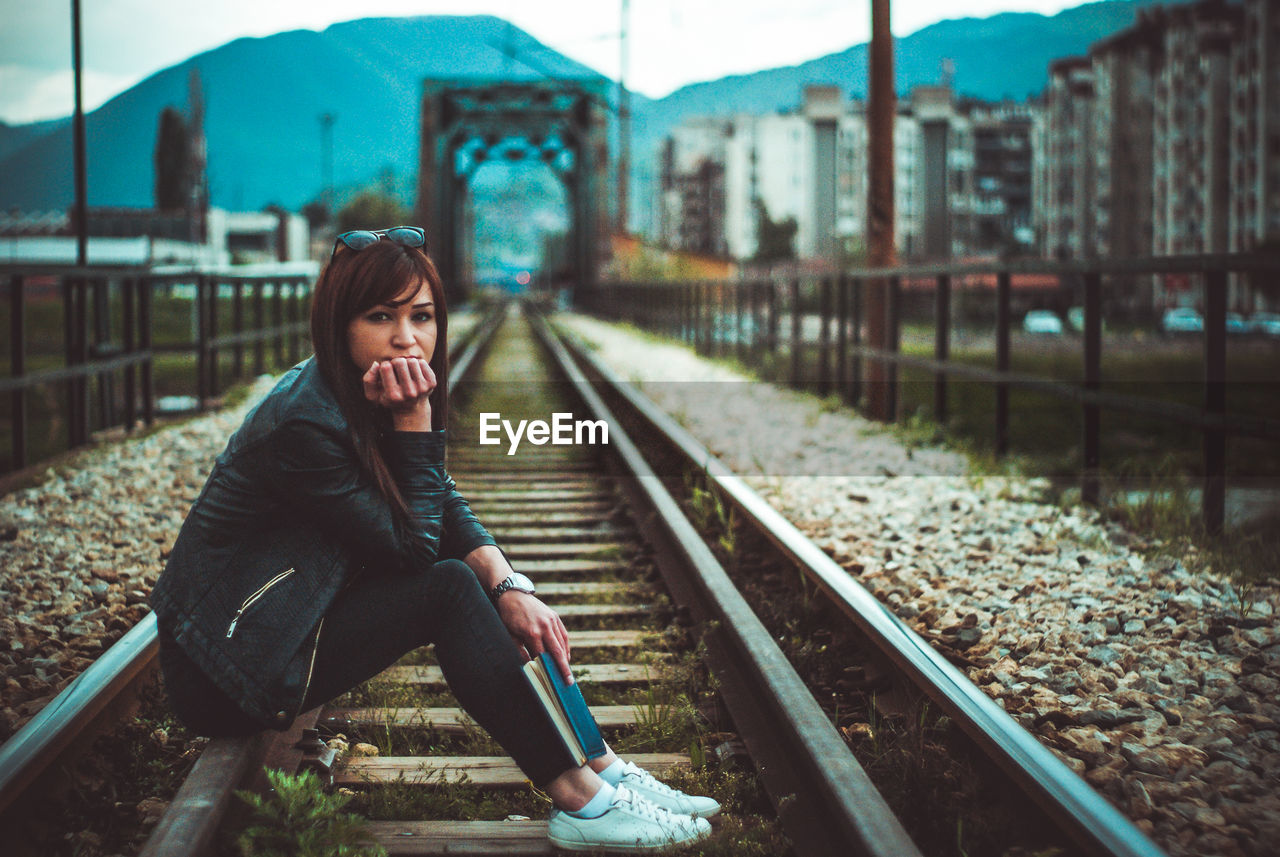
615, 761, 721, 819
548, 784, 712, 852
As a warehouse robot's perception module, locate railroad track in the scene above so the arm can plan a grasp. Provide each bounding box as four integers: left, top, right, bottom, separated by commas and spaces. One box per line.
0, 299, 1171, 857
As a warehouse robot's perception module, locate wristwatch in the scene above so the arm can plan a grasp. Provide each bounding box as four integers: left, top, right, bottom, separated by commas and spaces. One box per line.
489, 571, 536, 602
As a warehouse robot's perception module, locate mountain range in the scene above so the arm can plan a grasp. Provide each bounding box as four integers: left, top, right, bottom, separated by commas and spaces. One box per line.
0, 1, 1186, 219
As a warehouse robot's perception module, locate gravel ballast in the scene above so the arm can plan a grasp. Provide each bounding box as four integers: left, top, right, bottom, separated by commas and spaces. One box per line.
0, 375, 279, 741
555, 312, 1280, 857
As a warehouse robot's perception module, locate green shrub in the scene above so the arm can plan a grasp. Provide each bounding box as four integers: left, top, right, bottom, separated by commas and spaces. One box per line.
236, 768, 386, 857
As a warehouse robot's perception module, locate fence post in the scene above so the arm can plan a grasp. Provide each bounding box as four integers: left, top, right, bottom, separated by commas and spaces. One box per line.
9, 274, 26, 469
288, 282, 302, 364
766, 278, 780, 360
995, 271, 1010, 456
707, 282, 714, 351
1203, 268, 1227, 535
140, 277, 154, 426
746, 280, 758, 366
253, 280, 266, 375
836, 274, 849, 397
818, 276, 832, 396
91, 275, 114, 432
122, 277, 136, 430
850, 277, 863, 408
63, 275, 90, 448
694, 282, 705, 355
734, 280, 746, 364
789, 278, 802, 388
713, 281, 725, 360
934, 274, 950, 424
273, 280, 285, 367
1082, 271, 1102, 507
680, 283, 690, 345
232, 279, 245, 379
208, 277, 220, 403
195, 275, 209, 407
887, 275, 900, 422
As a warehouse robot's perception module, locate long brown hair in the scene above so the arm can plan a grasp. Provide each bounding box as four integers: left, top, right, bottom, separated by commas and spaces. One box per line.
309, 239, 449, 522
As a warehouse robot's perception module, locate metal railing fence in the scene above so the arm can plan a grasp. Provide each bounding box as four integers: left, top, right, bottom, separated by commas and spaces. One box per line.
579, 252, 1280, 535
2, 263, 315, 475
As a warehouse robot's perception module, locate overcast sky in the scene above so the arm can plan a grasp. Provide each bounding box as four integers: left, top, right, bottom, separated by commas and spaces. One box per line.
1, 0, 1085, 125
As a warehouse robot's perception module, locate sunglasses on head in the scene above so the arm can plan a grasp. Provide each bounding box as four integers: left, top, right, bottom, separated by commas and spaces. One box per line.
331, 226, 426, 258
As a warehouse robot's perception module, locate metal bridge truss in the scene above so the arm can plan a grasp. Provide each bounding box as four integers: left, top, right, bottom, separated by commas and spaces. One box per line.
415, 79, 611, 302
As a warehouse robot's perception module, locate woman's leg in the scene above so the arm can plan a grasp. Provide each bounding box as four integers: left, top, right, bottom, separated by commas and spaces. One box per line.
301, 558, 580, 789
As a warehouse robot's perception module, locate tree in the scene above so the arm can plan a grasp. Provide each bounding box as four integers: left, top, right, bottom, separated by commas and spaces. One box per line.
154, 106, 190, 211
336, 190, 410, 233
752, 200, 797, 263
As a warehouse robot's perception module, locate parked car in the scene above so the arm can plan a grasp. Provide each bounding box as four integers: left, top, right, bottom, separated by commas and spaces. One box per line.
1160, 307, 1203, 334
1022, 309, 1064, 335
1248, 312, 1280, 337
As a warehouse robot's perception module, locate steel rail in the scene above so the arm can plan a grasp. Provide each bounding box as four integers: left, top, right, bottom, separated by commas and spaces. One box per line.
137, 733, 269, 857
530, 308, 923, 857
552, 318, 1168, 857
0, 613, 159, 815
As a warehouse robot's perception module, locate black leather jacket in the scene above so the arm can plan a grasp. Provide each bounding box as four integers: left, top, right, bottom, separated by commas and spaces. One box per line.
149, 357, 495, 729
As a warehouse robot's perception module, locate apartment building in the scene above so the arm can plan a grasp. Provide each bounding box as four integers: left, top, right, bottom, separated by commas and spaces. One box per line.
1233, 0, 1280, 251
656, 117, 733, 257
1043, 0, 1278, 264
657, 86, 1036, 263
1043, 58, 1096, 260
723, 110, 815, 260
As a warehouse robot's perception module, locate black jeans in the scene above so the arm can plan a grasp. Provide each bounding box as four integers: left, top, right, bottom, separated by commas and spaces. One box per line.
159, 558, 579, 787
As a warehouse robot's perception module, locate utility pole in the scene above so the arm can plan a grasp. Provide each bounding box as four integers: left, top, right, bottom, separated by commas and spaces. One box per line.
71, 0, 88, 266
866, 0, 896, 420
617, 0, 632, 236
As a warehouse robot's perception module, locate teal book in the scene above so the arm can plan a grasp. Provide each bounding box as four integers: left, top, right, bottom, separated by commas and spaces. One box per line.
523, 652, 606, 765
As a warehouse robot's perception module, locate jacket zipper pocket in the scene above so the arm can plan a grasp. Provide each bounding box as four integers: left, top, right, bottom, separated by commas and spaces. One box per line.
226, 567, 296, 638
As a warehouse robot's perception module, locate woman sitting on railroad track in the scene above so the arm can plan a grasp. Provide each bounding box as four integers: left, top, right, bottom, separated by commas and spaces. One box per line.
149, 227, 719, 852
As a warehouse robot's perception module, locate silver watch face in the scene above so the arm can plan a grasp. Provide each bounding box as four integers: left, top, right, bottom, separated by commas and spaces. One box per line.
508, 572, 536, 594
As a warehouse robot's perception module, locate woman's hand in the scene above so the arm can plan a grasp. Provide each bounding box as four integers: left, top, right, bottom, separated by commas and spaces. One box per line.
497, 592, 574, 683
362, 357, 435, 430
